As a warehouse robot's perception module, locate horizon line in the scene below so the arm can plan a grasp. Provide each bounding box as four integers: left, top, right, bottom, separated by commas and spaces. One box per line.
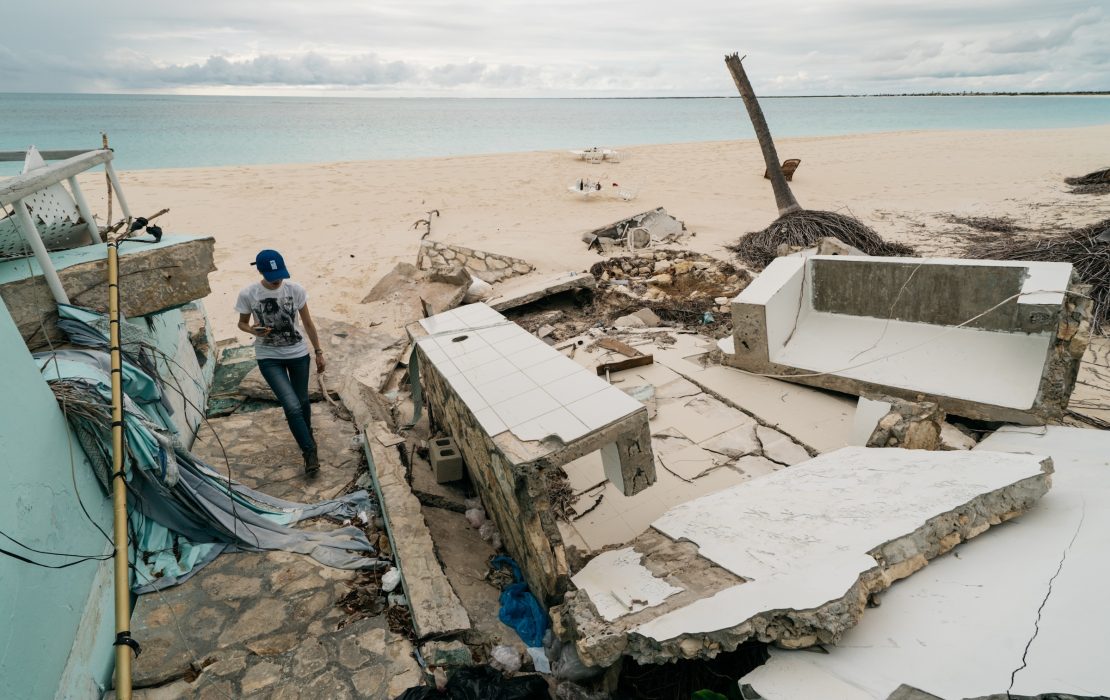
2, 90, 1109, 100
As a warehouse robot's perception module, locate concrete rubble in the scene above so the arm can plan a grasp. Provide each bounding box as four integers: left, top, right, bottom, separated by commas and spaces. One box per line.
0, 234, 216, 347
363, 421, 471, 638
722, 255, 1092, 424
554, 447, 1052, 668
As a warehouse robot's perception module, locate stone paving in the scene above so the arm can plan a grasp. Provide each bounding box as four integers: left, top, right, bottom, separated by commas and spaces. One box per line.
125, 404, 422, 698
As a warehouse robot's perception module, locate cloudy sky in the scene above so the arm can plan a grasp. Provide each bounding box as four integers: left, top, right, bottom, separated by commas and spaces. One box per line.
2, 0, 1106, 96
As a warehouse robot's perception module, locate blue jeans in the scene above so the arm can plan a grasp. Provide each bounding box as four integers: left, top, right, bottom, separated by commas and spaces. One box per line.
257, 354, 316, 455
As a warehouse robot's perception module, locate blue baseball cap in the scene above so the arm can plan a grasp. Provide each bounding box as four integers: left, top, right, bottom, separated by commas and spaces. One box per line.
251, 249, 290, 282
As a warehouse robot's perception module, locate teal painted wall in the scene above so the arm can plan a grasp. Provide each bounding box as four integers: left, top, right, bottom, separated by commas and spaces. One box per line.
0, 298, 116, 699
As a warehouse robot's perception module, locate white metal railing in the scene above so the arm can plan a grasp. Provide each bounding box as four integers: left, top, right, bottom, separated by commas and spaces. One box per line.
0, 148, 132, 304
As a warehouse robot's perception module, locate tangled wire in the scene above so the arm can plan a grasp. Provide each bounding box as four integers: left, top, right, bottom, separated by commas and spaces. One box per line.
728, 209, 915, 270
965, 218, 1110, 333
1065, 167, 1110, 195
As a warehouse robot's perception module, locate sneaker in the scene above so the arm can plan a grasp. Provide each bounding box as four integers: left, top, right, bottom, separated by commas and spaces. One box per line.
304, 449, 320, 475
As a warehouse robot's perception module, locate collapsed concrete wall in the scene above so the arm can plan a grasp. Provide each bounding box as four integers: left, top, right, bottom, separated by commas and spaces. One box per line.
411, 303, 656, 604
416, 240, 533, 284
0, 235, 216, 349
723, 255, 1091, 424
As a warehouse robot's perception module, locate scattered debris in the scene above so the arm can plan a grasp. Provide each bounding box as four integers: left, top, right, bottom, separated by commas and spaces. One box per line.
582, 207, 688, 252
364, 421, 471, 638
861, 395, 945, 450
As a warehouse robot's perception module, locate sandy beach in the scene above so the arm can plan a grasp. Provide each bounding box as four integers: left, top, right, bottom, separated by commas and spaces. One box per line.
84, 125, 1110, 340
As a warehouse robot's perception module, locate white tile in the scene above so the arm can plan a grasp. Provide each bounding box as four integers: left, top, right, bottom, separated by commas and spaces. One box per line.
512, 407, 591, 443
474, 407, 508, 435
454, 303, 503, 325
491, 331, 541, 356
477, 372, 539, 406
435, 358, 461, 379
504, 344, 559, 370
468, 360, 520, 388
491, 387, 562, 426
524, 354, 584, 385
434, 332, 488, 358
543, 372, 610, 406
419, 311, 468, 334
475, 323, 528, 344
566, 390, 645, 430
447, 374, 488, 410
452, 345, 501, 372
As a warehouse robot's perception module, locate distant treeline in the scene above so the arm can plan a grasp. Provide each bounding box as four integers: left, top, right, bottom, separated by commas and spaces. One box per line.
621, 91, 1110, 99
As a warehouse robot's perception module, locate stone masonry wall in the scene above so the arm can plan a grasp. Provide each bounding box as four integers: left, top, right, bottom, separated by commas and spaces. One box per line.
417, 344, 569, 605
418, 240, 533, 284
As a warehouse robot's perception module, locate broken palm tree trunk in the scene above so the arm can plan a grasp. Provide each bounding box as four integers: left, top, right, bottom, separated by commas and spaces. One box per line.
722, 53, 913, 269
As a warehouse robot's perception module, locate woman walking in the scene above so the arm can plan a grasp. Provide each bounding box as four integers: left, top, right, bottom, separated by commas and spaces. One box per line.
235, 249, 326, 474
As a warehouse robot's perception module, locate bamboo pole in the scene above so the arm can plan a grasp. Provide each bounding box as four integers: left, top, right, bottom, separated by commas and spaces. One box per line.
724, 53, 803, 216
107, 231, 133, 700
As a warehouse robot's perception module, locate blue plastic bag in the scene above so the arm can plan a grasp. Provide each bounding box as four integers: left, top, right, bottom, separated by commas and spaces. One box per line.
491, 555, 549, 648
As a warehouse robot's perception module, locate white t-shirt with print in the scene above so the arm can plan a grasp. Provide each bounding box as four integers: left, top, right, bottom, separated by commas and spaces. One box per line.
234, 281, 310, 360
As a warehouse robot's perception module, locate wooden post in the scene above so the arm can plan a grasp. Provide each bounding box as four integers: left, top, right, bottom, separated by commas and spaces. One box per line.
724, 53, 802, 217
104, 161, 131, 221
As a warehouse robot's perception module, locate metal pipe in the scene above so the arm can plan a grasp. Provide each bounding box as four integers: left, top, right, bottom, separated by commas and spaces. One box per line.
104, 162, 131, 220
67, 176, 103, 243
12, 199, 70, 304
107, 234, 133, 700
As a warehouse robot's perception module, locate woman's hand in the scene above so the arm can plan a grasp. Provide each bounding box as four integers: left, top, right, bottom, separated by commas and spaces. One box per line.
315, 350, 327, 374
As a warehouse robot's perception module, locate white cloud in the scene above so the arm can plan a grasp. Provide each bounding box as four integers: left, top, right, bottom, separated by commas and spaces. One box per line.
0, 0, 1106, 95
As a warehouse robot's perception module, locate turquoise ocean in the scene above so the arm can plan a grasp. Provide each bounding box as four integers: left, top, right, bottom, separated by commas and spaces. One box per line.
2, 93, 1108, 174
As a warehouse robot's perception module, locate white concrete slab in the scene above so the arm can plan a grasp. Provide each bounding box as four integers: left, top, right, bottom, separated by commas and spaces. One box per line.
652, 446, 1047, 581
741, 426, 1110, 699
572, 548, 684, 622
637, 447, 1049, 644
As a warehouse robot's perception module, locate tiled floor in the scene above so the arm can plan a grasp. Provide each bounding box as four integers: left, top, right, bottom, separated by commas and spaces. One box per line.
417, 304, 645, 443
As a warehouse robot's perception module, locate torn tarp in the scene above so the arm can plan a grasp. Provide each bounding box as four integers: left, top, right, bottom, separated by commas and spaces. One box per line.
40, 307, 384, 592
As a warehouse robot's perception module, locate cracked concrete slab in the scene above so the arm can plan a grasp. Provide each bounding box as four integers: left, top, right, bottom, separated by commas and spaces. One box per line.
740, 426, 1110, 700
555, 446, 1052, 668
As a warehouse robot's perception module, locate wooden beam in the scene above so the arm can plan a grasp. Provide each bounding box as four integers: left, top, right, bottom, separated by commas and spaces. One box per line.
597, 337, 643, 358
596, 354, 654, 375
0, 150, 113, 206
